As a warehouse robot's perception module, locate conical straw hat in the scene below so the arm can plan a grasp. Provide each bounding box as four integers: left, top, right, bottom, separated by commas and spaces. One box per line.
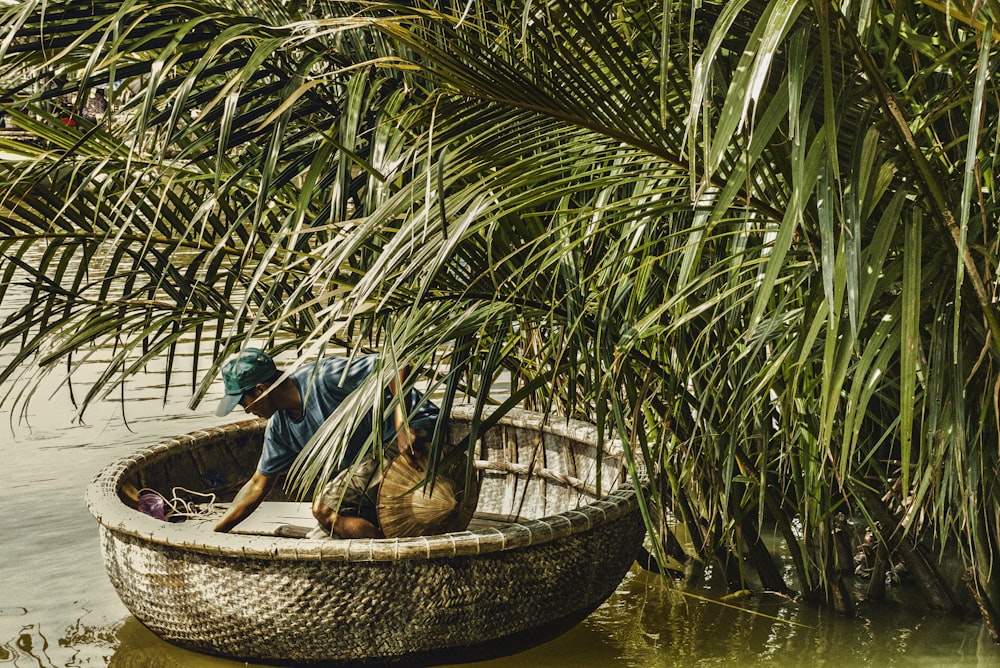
377, 453, 479, 538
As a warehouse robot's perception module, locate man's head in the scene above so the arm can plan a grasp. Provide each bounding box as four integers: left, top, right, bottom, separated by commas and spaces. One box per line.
215, 348, 280, 417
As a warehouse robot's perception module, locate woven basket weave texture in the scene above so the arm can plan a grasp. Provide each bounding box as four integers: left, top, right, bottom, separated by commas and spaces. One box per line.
87, 406, 645, 664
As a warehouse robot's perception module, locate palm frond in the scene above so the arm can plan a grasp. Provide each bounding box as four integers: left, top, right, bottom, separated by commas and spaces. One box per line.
4, 0, 1000, 623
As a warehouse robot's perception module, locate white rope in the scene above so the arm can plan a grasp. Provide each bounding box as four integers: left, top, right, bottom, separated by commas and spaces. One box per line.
139, 487, 217, 520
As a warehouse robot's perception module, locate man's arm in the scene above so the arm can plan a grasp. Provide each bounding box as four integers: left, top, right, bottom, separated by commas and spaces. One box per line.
388, 365, 423, 469
213, 471, 277, 532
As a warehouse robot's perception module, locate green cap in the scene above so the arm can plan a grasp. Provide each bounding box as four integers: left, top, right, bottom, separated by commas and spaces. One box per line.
216, 348, 278, 416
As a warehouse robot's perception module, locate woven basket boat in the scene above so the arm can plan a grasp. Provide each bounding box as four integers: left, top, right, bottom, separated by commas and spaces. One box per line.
86, 405, 646, 665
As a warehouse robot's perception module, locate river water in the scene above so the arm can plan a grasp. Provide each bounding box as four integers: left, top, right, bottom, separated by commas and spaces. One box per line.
1, 324, 998, 666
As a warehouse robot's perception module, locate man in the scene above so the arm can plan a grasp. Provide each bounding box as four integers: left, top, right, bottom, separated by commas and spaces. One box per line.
212, 348, 438, 538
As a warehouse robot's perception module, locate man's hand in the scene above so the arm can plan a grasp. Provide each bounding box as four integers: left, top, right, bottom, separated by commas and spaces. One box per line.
213, 471, 275, 532
389, 363, 425, 470
396, 426, 425, 471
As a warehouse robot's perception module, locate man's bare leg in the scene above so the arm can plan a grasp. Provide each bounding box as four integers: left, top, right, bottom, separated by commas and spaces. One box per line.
312, 499, 382, 538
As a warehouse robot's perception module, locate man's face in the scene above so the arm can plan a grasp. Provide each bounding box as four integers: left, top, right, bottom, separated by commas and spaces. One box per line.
240, 383, 275, 419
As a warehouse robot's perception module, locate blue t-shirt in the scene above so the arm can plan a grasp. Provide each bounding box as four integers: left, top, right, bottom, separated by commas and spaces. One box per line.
257, 355, 439, 476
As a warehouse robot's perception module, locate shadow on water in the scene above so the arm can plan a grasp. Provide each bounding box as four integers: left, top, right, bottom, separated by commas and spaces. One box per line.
110, 619, 256, 668
0, 612, 620, 668
4, 567, 998, 668
103, 614, 627, 668
1, 606, 629, 668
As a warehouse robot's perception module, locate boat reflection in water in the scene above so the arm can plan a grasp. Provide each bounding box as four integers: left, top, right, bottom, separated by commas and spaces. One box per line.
11, 562, 995, 668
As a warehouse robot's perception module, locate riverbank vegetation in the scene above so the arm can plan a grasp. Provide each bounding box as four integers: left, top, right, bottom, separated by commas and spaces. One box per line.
1, 0, 998, 638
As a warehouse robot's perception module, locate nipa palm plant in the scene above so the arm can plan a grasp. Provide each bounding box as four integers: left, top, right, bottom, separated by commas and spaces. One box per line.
2, 0, 999, 638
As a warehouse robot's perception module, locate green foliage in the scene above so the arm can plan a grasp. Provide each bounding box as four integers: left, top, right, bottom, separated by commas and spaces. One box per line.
2, 0, 1000, 610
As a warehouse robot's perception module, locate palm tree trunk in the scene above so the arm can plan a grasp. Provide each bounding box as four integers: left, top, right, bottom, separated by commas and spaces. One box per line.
857, 488, 961, 612
738, 515, 790, 594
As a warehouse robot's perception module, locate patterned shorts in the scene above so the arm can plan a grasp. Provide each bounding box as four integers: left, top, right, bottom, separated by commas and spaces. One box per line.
319, 453, 388, 526
320, 425, 435, 528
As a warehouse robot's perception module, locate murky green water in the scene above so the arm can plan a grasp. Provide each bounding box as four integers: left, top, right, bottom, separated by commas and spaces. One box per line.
1, 341, 998, 667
